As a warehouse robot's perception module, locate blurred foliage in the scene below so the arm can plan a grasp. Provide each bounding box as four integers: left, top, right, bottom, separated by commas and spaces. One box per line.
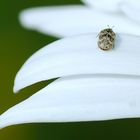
0, 0, 140, 140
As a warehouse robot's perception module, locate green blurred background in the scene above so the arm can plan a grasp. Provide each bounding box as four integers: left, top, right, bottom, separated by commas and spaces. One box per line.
1, 0, 140, 139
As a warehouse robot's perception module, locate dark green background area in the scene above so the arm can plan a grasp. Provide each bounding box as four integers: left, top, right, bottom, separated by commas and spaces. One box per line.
0, 0, 140, 139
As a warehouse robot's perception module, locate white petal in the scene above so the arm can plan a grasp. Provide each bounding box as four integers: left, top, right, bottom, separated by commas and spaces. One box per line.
14, 33, 140, 92
19, 6, 140, 37
2, 76, 140, 128
120, 1, 140, 24
82, 0, 123, 13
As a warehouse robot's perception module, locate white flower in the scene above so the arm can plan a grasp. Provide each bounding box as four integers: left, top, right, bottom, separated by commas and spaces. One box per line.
1, 0, 140, 129
19, 0, 140, 37
1, 33, 140, 128
13, 34, 140, 92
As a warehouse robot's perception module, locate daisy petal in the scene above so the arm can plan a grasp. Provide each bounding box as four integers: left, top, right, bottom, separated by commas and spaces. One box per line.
19, 6, 140, 37
2, 76, 140, 128
120, 1, 140, 24
82, 0, 123, 13
14, 33, 140, 92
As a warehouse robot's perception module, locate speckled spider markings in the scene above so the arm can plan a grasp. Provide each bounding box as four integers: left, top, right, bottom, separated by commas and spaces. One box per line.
98, 27, 116, 51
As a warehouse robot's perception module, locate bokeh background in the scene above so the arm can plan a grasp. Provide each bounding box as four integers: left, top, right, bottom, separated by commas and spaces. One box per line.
1, 0, 140, 139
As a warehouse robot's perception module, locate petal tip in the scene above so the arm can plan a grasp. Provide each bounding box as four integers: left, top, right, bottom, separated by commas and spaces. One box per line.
13, 86, 19, 94
13, 79, 20, 93
0, 116, 8, 129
